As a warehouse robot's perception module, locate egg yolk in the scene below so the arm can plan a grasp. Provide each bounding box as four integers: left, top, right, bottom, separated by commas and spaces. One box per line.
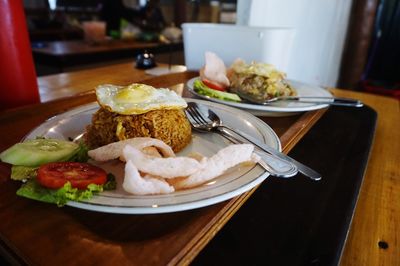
114, 86, 151, 103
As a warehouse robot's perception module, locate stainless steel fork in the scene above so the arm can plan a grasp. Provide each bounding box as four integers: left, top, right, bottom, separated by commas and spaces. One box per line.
185, 103, 299, 178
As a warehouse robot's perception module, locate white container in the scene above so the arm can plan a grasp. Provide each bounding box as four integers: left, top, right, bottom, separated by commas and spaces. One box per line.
182, 23, 295, 71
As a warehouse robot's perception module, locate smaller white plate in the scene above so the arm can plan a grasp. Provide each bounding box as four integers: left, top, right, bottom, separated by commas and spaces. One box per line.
186, 77, 332, 116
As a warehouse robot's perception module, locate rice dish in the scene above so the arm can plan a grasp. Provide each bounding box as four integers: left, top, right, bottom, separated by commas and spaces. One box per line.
85, 83, 192, 152
227, 59, 296, 102
85, 108, 191, 153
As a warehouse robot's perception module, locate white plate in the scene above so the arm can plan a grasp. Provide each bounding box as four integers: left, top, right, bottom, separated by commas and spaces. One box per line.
186, 77, 332, 117
25, 98, 280, 214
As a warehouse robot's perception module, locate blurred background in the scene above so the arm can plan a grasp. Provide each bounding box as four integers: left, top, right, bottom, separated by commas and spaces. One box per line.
20, 0, 400, 97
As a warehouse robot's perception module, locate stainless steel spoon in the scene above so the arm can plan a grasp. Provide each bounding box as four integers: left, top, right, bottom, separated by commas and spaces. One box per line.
236, 91, 363, 107
185, 104, 298, 178
186, 102, 322, 181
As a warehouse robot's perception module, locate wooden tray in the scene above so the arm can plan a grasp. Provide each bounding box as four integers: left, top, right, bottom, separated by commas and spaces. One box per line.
0, 72, 326, 265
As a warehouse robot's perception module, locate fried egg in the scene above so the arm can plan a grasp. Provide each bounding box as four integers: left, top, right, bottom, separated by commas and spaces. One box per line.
95, 83, 187, 115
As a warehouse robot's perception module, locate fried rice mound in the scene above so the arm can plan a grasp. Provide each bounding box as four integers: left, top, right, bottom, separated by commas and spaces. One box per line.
85, 108, 192, 153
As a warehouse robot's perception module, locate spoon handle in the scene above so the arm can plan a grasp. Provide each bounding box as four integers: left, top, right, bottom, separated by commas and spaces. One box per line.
220, 125, 322, 181
276, 96, 363, 107
218, 128, 298, 178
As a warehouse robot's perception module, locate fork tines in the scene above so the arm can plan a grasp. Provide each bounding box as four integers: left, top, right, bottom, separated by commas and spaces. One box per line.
185, 103, 208, 127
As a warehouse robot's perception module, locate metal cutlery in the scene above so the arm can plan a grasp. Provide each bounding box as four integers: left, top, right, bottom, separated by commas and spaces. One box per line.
219, 130, 299, 178
185, 102, 298, 178
185, 102, 322, 181
236, 91, 364, 107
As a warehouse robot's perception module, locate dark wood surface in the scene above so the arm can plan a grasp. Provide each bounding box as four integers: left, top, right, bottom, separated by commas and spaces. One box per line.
193, 105, 377, 265
0, 72, 325, 265
32, 40, 183, 70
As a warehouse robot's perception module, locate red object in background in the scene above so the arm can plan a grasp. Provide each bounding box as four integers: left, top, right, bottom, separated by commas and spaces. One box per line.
0, 0, 40, 111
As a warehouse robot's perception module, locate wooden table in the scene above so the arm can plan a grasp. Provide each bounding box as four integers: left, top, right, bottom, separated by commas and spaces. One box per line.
37, 63, 164, 102
0, 63, 399, 265
332, 89, 399, 266
32, 40, 183, 72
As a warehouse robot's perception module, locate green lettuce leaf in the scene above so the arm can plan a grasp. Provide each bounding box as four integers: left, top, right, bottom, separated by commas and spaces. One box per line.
16, 179, 103, 207
193, 79, 241, 102
104, 173, 117, 190
68, 142, 89, 163
11, 165, 38, 181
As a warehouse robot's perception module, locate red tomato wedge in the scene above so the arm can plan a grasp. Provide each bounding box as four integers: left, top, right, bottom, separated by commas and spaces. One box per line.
202, 79, 226, 91
37, 162, 107, 190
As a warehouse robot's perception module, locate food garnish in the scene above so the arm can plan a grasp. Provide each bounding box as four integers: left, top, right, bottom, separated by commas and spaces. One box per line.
88, 138, 258, 195
0, 138, 115, 206
199, 51, 230, 90
88, 137, 175, 162
16, 180, 104, 207
202, 79, 226, 92
11, 165, 38, 181
193, 79, 241, 102
37, 162, 107, 190
0, 138, 80, 167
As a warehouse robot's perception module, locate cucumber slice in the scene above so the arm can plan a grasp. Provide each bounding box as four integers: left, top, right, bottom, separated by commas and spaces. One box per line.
0, 139, 79, 167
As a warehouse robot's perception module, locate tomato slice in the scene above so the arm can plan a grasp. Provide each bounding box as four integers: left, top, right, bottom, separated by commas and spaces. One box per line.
37, 162, 107, 190
202, 79, 226, 91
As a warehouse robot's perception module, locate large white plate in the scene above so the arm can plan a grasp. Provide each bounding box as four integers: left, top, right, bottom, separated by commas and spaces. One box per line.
24, 98, 280, 214
186, 77, 332, 117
